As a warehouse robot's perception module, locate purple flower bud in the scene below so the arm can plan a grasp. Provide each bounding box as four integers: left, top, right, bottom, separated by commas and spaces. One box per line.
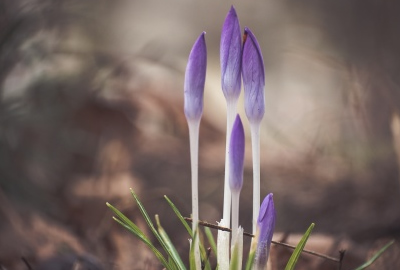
229, 115, 245, 192
242, 27, 265, 124
184, 32, 207, 122
220, 6, 242, 102
255, 193, 276, 268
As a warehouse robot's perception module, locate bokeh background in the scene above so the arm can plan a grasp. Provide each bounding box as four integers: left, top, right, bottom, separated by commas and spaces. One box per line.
1, 0, 400, 269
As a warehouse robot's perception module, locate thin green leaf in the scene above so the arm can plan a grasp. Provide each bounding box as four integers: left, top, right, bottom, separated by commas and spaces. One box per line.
189, 230, 198, 270
107, 202, 138, 230
230, 242, 240, 270
112, 217, 170, 269
245, 238, 258, 270
165, 195, 193, 237
164, 196, 211, 270
353, 240, 394, 270
199, 229, 212, 270
156, 215, 187, 270
131, 189, 184, 270
204, 227, 217, 259
285, 223, 315, 270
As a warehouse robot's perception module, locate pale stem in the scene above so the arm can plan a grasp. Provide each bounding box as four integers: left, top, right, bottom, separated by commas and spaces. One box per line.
188, 119, 201, 270
231, 190, 240, 244
223, 99, 238, 225
217, 219, 230, 270
250, 122, 261, 234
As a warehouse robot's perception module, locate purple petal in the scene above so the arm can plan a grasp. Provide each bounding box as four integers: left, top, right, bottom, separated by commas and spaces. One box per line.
220, 6, 242, 102
184, 32, 207, 122
255, 193, 276, 268
229, 115, 245, 192
242, 27, 265, 124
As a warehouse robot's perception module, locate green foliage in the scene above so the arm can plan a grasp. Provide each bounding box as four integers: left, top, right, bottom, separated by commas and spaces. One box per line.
108, 192, 393, 270
353, 240, 394, 270
284, 223, 315, 270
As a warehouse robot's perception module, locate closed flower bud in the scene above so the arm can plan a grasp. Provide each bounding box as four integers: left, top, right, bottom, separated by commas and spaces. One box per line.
220, 5, 242, 102
255, 193, 276, 269
242, 27, 265, 124
184, 32, 207, 122
229, 115, 245, 192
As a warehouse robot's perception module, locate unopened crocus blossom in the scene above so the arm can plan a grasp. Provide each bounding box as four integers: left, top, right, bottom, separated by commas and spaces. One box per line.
220, 5, 242, 102
219, 6, 242, 268
254, 194, 276, 270
242, 27, 265, 234
184, 32, 207, 270
229, 115, 245, 192
242, 27, 265, 124
184, 32, 207, 122
229, 115, 245, 244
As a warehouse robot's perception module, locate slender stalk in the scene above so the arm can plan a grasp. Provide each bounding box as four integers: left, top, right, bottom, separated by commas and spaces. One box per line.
250, 123, 261, 234
231, 190, 240, 244
188, 119, 201, 270
223, 99, 238, 224
218, 99, 237, 270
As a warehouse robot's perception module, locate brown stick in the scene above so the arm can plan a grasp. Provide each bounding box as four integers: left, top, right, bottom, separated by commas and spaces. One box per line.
184, 217, 340, 263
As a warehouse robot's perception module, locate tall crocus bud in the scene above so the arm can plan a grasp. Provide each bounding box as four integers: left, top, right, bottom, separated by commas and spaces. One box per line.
184, 32, 207, 270
229, 115, 245, 192
229, 115, 245, 243
220, 5, 242, 102
242, 27, 265, 235
184, 32, 207, 122
254, 194, 276, 270
242, 27, 265, 124
219, 6, 242, 268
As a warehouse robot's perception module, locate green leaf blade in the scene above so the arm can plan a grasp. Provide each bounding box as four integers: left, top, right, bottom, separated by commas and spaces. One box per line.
285, 223, 315, 270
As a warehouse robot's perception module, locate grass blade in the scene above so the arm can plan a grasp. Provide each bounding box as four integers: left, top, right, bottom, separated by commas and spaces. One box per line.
245, 236, 258, 270
204, 227, 217, 260
189, 229, 199, 270
165, 195, 193, 237
131, 189, 185, 270
285, 223, 315, 270
353, 240, 395, 270
155, 214, 187, 270
111, 216, 169, 269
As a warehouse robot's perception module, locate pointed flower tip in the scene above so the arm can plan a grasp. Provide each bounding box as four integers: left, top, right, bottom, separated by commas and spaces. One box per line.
220, 6, 242, 102
255, 193, 276, 268
242, 27, 265, 124
184, 32, 207, 122
229, 115, 245, 192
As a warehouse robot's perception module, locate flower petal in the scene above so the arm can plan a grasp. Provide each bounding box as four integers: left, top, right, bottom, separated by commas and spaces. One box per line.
220, 6, 242, 102
184, 32, 207, 122
229, 115, 245, 191
255, 193, 276, 268
242, 27, 265, 124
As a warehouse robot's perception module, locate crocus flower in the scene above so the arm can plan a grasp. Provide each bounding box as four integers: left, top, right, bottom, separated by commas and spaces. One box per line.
229, 114, 245, 251
220, 5, 242, 102
184, 32, 207, 270
184, 32, 207, 122
254, 193, 276, 269
229, 115, 245, 192
242, 27, 265, 124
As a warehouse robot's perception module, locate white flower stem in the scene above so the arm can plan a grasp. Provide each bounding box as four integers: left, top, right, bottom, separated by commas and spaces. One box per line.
250, 122, 261, 234
231, 190, 240, 244
218, 99, 237, 270
188, 119, 201, 270
223, 100, 238, 225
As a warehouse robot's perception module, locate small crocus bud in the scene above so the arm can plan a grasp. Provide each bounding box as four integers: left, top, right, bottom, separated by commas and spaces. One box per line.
229, 115, 245, 192
220, 5, 242, 102
254, 193, 276, 269
242, 27, 265, 124
184, 32, 207, 122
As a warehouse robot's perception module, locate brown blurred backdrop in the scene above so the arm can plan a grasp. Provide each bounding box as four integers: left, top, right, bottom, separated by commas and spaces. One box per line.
1, 0, 400, 269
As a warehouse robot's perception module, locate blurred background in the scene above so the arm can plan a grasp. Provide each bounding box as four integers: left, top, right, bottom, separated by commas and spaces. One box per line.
1, 0, 400, 269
